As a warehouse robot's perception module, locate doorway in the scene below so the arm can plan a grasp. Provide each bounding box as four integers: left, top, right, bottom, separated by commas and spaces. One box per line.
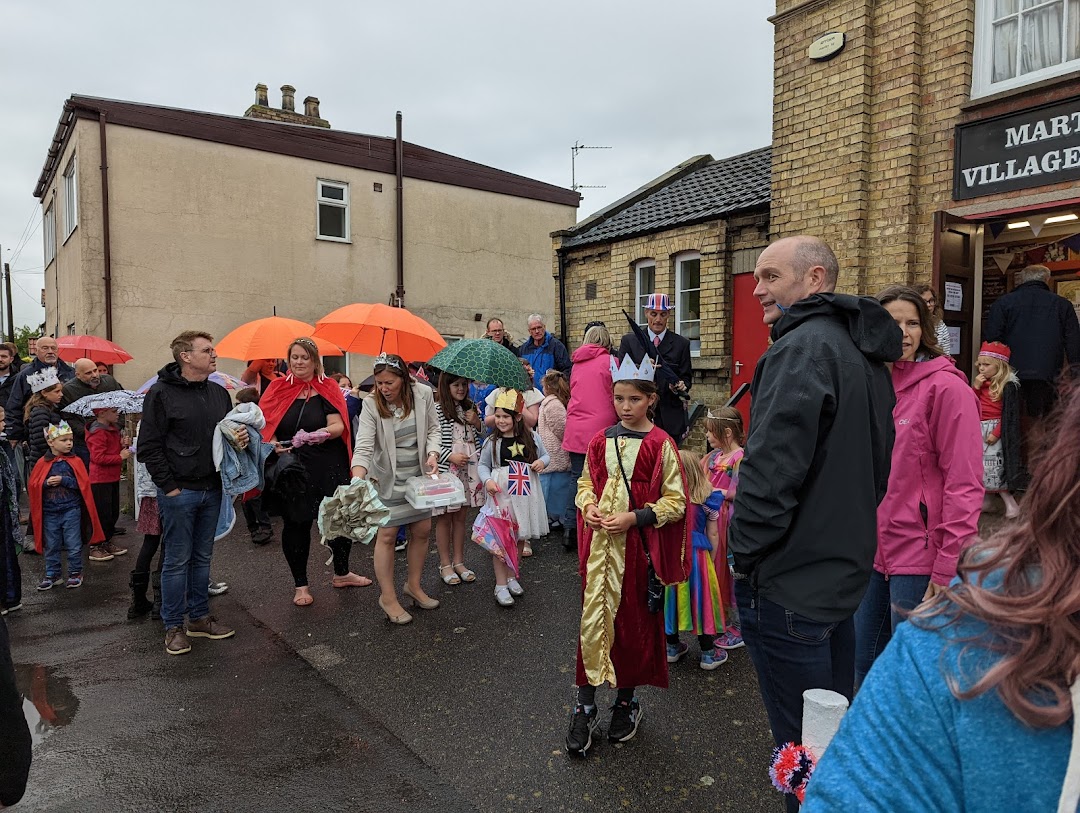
730, 272, 771, 427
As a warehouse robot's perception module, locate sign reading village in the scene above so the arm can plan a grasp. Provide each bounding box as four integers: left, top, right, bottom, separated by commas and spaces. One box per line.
954, 97, 1080, 201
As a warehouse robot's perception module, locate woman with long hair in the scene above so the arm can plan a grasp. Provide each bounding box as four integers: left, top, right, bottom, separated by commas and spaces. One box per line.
260, 339, 369, 607
914, 283, 952, 355
803, 383, 1080, 811
352, 353, 442, 625
853, 285, 984, 687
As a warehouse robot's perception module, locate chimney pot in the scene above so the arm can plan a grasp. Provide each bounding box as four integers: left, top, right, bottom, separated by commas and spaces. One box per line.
254, 83, 268, 107
304, 96, 321, 119
280, 85, 296, 112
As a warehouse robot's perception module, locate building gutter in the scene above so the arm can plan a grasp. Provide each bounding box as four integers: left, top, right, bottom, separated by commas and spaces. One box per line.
98, 112, 114, 340
394, 111, 405, 307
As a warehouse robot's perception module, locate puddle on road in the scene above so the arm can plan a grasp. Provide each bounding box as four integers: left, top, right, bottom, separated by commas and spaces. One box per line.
14, 664, 79, 747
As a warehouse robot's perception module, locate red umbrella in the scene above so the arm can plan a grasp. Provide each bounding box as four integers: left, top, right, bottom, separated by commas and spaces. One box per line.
57, 335, 133, 364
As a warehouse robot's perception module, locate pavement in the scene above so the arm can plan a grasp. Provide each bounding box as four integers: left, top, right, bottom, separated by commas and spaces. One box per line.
7, 517, 781, 813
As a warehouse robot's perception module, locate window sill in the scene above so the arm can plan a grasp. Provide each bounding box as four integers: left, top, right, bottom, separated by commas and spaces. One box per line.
964, 67, 1080, 113
316, 235, 352, 244
62, 224, 77, 246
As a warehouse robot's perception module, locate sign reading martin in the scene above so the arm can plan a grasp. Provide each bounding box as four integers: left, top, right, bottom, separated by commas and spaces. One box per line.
955, 96, 1080, 201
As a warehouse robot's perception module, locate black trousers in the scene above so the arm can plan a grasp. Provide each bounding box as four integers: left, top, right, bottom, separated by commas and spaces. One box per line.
281, 518, 351, 587
90, 481, 120, 541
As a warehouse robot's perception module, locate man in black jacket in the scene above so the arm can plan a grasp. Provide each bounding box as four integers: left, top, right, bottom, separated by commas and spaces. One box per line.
729, 236, 900, 813
984, 264, 1080, 419
59, 358, 123, 472
138, 331, 242, 656
0, 617, 31, 807
5, 337, 75, 447
484, 318, 519, 356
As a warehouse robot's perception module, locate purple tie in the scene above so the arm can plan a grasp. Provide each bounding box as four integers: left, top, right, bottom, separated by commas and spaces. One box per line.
653, 336, 660, 348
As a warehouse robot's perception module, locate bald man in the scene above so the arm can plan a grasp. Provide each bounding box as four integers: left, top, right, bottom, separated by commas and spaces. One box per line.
60, 358, 123, 470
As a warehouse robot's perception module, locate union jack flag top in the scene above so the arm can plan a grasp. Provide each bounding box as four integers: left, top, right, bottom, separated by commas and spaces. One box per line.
506, 460, 532, 497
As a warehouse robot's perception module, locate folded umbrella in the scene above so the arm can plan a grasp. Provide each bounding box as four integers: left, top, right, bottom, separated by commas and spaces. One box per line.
471, 495, 521, 577
318, 478, 390, 545
427, 339, 530, 391
62, 390, 144, 418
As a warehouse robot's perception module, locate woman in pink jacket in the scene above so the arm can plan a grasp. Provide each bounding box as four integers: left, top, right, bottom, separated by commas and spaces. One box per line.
854, 285, 984, 687
560, 322, 617, 550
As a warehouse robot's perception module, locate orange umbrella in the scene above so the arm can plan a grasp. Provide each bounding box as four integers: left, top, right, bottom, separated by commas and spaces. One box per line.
313, 303, 446, 361
57, 335, 133, 364
215, 316, 343, 361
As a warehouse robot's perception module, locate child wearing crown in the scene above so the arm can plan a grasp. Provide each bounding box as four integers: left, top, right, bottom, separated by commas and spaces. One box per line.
477, 388, 550, 606
973, 341, 1026, 518
29, 421, 104, 590
564, 354, 690, 756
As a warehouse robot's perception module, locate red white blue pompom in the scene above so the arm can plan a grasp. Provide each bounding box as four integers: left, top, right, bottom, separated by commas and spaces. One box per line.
769, 742, 816, 803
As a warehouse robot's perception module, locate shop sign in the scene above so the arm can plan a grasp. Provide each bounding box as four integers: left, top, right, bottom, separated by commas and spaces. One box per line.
955, 96, 1080, 200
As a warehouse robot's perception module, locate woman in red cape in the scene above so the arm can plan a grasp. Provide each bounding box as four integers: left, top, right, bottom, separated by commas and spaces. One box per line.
258, 338, 369, 607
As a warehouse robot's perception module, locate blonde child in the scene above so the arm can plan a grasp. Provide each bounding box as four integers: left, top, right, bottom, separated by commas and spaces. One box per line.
477, 389, 549, 606
664, 450, 727, 670
704, 407, 744, 649
433, 373, 483, 585
973, 341, 1024, 518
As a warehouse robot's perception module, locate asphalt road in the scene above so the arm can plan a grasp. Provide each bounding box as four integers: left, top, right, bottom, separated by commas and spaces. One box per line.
8, 516, 783, 813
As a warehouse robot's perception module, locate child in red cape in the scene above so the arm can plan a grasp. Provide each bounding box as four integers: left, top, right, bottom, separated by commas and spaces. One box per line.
29, 421, 104, 590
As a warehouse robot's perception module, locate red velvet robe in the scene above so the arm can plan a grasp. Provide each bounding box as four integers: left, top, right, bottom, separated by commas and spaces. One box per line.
29, 454, 105, 555
575, 426, 690, 689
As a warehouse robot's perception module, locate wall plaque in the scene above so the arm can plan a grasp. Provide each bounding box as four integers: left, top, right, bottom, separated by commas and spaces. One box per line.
808, 32, 845, 60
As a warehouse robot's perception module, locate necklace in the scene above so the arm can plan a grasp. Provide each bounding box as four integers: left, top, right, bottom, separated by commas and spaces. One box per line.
390, 403, 404, 419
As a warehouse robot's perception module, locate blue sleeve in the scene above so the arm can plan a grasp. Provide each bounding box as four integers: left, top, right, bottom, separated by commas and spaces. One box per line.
532, 431, 550, 466
801, 625, 963, 812
58, 470, 79, 490
704, 489, 724, 513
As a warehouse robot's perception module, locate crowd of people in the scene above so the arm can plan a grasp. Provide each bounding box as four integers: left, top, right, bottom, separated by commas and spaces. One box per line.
1, 234, 1079, 809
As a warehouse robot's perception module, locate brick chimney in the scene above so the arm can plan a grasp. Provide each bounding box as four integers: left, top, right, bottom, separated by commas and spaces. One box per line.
243, 83, 330, 128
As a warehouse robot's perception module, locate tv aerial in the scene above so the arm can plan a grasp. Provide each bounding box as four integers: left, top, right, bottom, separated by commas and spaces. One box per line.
571, 140, 612, 198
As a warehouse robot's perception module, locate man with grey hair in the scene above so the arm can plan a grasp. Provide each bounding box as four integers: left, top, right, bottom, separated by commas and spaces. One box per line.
985, 263, 1080, 420
730, 235, 901, 813
518, 313, 571, 389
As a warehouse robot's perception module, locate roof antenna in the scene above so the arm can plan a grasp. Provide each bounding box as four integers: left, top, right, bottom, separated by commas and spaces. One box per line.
571, 141, 612, 199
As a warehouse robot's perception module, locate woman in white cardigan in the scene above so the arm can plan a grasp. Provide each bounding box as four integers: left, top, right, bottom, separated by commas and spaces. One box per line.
351, 353, 442, 625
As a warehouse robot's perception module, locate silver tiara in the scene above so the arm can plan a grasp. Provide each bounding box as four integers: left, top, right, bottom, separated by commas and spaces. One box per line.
373, 353, 404, 371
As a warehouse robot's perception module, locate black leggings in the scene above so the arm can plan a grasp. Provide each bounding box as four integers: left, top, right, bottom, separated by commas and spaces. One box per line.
577, 685, 635, 707
281, 518, 352, 587
134, 534, 163, 575
667, 632, 715, 651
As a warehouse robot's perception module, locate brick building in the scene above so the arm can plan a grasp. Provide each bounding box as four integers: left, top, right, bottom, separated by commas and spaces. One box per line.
552, 148, 771, 448
772, 0, 1080, 375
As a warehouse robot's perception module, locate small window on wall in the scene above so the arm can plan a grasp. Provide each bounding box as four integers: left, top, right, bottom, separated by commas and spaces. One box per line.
634, 259, 656, 323
44, 204, 56, 267
675, 251, 701, 356
440, 334, 463, 344
67, 322, 76, 336
317, 180, 349, 241
63, 157, 77, 240
973, 0, 1080, 98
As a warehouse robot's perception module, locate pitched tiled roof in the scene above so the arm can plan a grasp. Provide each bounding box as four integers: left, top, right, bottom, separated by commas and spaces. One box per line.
561, 146, 770, 248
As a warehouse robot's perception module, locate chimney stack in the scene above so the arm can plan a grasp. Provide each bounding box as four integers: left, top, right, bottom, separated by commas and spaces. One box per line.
304, 96, 321, 118
254, 83, 268, 107
280, 85, 296, 112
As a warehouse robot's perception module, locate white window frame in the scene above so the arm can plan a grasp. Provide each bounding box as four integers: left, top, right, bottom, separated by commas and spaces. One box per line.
63, 156, 78, 241
674, 251, 701, 357
316, 179, 350, 242
440, 334, 463, 344
634, 259, 656, 324
44, 204, 56, 268
972, 0, 1080, 98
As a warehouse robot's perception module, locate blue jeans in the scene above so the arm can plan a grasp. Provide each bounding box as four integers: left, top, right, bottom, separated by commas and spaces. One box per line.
43, 507, 83, 578
853, 570, 929, 687
562, 452, 586, 529
158, 487, 222, 629
735, 581, 854, 812
540, 470, 573, 524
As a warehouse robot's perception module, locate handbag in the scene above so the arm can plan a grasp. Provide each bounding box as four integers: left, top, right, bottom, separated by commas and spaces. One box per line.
613, 435, 664, 614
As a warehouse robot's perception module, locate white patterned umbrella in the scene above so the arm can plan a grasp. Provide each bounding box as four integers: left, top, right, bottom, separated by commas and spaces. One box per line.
317, 478, 390, 545
62, 390, 144, 418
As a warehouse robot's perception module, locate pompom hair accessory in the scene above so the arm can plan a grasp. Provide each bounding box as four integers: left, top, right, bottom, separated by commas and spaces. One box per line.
769, 742, 816, 803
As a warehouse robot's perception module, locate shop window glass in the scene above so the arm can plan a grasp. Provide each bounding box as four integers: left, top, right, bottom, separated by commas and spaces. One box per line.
634, 260, 656, 324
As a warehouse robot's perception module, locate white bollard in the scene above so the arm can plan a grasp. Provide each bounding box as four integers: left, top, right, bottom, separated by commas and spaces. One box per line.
802, 688, 849, 761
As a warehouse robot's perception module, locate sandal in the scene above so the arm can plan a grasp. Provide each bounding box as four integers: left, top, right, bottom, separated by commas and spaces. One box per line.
439, 564, 461, 585
522, 542, 533, 558
332, 572, 373, 588
452, 562, 476, 583
293, 587, 314, 607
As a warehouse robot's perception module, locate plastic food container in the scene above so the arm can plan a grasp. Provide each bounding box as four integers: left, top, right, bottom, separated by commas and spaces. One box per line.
404, 473, 466, 509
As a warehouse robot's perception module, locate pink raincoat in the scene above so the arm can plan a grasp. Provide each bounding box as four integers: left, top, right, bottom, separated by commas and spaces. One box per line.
562, 344, 616, 454
875, 357, 985, 586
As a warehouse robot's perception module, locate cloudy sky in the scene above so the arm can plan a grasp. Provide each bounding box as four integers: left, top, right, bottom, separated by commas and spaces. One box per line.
1, 1, 774, 331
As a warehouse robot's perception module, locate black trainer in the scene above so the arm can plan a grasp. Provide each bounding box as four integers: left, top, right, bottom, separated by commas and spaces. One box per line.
607, 698, 642, 743
565, 704, 599, 756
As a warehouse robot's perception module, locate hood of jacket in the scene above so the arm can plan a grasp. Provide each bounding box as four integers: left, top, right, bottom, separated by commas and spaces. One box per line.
773, 293, 902, 365
890, 355, 968, 394
156, 361, 210, 388
571, 343, 611, 364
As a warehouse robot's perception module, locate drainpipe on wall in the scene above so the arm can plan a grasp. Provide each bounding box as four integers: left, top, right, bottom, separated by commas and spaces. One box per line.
557, 248, 568, 348
394, 111, 405, 308
98, 112, 114, 340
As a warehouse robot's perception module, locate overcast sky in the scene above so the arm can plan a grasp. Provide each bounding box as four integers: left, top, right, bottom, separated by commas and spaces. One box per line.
1, 1, 774, 332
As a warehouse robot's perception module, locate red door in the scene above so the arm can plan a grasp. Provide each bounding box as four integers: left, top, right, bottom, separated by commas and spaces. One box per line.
730, 273, 771, 427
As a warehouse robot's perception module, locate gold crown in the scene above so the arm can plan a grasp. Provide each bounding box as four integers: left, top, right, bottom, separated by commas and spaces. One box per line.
493, 388, 524, 413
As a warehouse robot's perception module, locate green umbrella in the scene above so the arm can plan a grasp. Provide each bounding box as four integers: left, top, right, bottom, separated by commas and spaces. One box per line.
428, 339, 531, 390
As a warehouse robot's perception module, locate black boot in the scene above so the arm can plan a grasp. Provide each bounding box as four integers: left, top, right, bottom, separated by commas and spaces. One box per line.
151, 570, 162, 617
563, 524, 577, 552
128, 571, 152, 619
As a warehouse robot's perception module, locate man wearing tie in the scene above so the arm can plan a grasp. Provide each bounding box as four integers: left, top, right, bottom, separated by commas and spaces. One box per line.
617, 292, 692, 442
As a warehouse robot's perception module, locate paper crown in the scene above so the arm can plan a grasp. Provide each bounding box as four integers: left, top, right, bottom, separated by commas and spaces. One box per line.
493, 388, 524, 413
45, 421, 72, 441
644, 292, 671, 312
610, 354, 656, 382
28, 366, 60, 393
978, 341, 1011, 362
